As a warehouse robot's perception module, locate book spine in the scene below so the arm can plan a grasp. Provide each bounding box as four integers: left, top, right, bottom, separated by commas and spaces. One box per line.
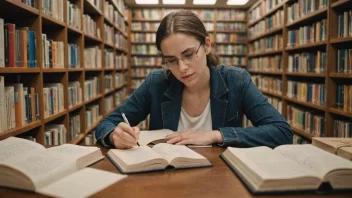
0, 19, 4, 67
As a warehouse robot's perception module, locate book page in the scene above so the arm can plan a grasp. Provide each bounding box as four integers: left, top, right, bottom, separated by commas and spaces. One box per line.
275, 144, 352, 179
37, 168, 127, 198
110, 146, 164, 166
138, 129, 174, 146
2, 151, 77, 189
0, 137, 45, 162
152, 143, 205, 163
227, 147, 316, 180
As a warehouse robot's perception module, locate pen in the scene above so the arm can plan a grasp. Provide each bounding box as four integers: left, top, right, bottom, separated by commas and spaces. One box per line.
122, 113, 140, 146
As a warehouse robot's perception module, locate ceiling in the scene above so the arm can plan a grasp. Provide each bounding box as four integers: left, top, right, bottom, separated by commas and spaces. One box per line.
124, 0, 258, 9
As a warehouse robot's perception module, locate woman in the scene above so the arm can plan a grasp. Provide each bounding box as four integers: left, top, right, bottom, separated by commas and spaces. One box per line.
96, 10, 292, 149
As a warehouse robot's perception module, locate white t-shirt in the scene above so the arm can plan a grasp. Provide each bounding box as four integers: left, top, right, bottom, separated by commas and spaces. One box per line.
177, 100, 212, 131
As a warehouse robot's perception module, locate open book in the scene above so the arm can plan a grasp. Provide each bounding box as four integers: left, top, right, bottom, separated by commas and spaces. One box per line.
312, 137, 352, 160
106, 143, 212, 173
220, 144, 352, 194
0, 137, 106, 193
139, 129, 212, 147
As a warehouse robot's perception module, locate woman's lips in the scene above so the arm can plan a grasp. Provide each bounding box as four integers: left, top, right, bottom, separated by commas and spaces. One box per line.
182, 73, 194, 80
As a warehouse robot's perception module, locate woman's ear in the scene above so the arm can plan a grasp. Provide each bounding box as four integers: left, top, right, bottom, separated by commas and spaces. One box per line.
205, 37, 212, 54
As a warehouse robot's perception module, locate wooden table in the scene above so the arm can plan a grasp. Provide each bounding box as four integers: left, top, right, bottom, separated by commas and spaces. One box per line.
0, 146, 351, 198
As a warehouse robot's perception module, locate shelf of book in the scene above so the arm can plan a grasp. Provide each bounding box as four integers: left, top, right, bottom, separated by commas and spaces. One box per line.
248, 26, 283, 42
330, 37, 352, 44
284, 97, 326, 111
85, 68, 103, 71
116, 83, 126, 90
285, 72, 326, 78
289, 125, 313, 140
0, 121, 41, 140
285, 41, 327, 51
116, 68, 128, 72
69, 103, 84, 112
84, 0, 102, 16
248, 49, 283, 57
84, 33, 103, 43
42, 68, 67, 73
329, 108, 352, 119
104, 68, 115, 71
329, 73, 352, 79
0, 68, 40, 73
105, 88, 115, 95
84, 117, 103, 135
331, 0, 352, 9
286, 7, 328, 28
259, 89, 282, 98
68, 68, 84, 72
44, 110, 68, 124
249, 71, 283, 75
85, 94, 103, 105
247, 0, 286, 27
67, 25, 83, 35
41, 14, 66, 27
5, 0, 39, 15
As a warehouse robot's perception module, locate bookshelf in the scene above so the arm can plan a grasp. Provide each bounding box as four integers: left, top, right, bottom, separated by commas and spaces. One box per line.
246, 0, 352, 142
0, 0, 129, 145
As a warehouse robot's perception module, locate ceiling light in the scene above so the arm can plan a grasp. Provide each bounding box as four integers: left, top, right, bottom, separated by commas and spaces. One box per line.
193, 0, 216, 5
163, 0, 185, 4
135, 0, 158, 4
227, 0, 249, 5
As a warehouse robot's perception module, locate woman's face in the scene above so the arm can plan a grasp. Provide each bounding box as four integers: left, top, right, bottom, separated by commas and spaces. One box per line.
160, 33, 211, 88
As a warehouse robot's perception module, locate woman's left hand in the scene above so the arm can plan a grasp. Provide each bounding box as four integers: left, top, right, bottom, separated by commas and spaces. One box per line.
165, 130, 223, 145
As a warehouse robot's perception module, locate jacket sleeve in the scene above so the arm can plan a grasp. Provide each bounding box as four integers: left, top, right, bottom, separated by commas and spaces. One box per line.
95, 73, 153, 146
218, 70, 293, 148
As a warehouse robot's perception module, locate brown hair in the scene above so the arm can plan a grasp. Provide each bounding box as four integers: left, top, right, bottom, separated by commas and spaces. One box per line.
156, 10, 219, 67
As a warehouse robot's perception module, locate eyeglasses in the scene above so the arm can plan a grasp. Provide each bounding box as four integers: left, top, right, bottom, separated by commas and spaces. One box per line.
161, 43, 202, 69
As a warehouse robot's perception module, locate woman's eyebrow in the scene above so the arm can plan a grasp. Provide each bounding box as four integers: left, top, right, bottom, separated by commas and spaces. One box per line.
162, 46, 197, 58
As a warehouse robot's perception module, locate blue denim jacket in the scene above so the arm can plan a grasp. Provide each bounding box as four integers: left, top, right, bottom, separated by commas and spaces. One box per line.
96, 65, 293, 148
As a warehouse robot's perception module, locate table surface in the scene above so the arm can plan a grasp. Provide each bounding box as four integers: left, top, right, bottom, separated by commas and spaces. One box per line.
0, 146, 351, 198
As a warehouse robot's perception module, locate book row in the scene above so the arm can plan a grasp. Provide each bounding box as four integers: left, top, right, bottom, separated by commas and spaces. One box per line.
287, 19, 327, 47
287, 0, 327, 23
251, 75, 283, 95
249, 34, 283, 54
248, 9, 283, 38
288, 51, 327, 73
249, 0, 285, 23
287, 81, 326, 106
248, 55, 282, 72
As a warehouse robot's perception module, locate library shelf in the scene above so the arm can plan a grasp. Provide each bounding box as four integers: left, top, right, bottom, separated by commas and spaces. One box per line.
248, 26, 283, 42
104, 17, 115, 28
85, 94, 103, 105
249, 70, 283, 75
285, 41, 327, 52
104, 67, 115, 71
131, 42, 155, 44
104, 88, 115, 95
116, 27, 128, 37
216, 42, 246, 45
284, 97, 326, 111
289, 125, 313, 140
85, 68, 103, 71
71, 134, 85, 144
218, 54, 247, 57
0, 68, 40, 73
132, 65, 161, 68
44, 110, 68, 124
247, 0, 286, 27
0, 121, 41, 141
131, 54, 159, 56
329, 108, 352, 119
41, 14, 66, 27
235, 65, 247, 67
331, 0, 352, 9
131, 30, 157, 33
84, 117, 103, 135
68, 103, 84, 112
285, 72, 326, 78
248, 49, 283, 57
330, 37, 352, 44
259, 89, 282, 98
132, 19, 162, 22
84, 33, 103, 43
105, 108, 116, 117
116, 47, 128, 53
216, 20, 247, 23
67, 25, 83, 35
216, 30, 247, 34
42, 68, 67, 73
5, 0, 39, 15
68, 68, 84, 72
116, 83, 126, 90
116, 68, 128, 72
131, 76, 147, 79
104, 42, 114, 48
286, 7, 328, 28
329, 73, 352, 78
83, 0, 102, 16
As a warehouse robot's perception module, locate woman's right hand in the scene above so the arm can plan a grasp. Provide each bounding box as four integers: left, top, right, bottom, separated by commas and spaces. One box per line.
109, 122, 140, 149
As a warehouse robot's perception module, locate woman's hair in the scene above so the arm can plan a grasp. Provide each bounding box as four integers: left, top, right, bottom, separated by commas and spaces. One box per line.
156, 10, 219, 67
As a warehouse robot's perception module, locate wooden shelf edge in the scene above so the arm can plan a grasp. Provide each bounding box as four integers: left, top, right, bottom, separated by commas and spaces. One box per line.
0, 121, 41, 140
85, 0, 103, 15
42, 68, 66, 73
70, 134, 84, 144
41, 14, 66, 27
285, 97, 326, 111
329, 108, 352, 118
84, 116, 103, 135
248, 0, 286, 27
248, 26, 283, 42
85, 94, 103, 104
248, 49, 283, 57
285, 72, 326, 77
329, 73, 352, 78
259, 89, 282, 98
44, 110, 67, 124
248, 70, 283, 75
286, 7, 328, 28
84, 33, 103, 42
0, 67, 40, 73
6, 0, 39, 15
68, 103, 84, 112
290, 125, 313, 140
331, 0, 351, 8
285, 41, 327, 51
330, 37, 352, 44
116, 83, 127, 90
